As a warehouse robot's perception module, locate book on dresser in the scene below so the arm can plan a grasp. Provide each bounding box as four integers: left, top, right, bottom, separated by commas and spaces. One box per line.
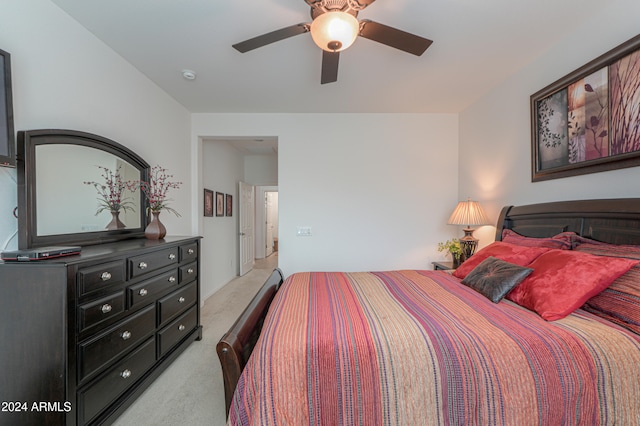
0, 236, 202, 426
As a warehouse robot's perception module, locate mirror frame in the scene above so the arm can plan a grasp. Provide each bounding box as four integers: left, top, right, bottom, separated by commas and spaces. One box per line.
17, 129, 150, 249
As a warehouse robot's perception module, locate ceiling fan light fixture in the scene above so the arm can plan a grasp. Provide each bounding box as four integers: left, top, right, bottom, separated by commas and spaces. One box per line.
310, 11, 359, 52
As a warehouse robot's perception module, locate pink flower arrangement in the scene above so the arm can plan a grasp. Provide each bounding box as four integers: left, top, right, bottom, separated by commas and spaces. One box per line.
84, 165, 135, 215
128, 165, 182, 216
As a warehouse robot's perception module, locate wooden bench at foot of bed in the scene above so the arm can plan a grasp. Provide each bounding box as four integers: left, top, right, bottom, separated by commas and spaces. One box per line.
216, 268, 284, 417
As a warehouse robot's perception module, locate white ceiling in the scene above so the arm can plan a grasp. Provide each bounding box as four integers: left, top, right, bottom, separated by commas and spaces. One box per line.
50, 0, 606, 114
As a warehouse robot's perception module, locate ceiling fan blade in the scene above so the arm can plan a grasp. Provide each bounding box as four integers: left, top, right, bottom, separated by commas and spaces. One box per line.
321, 50, 339, 84
359, 20, 433, 56
233, 24, 309, 53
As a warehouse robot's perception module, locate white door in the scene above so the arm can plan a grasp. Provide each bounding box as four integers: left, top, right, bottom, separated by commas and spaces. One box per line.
239, 181, 255, 276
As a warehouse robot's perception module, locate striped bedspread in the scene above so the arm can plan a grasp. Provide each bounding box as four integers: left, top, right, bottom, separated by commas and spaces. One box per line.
229, 270, 640, 425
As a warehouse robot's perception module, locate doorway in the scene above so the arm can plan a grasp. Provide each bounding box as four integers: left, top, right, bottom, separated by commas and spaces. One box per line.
265, 191, 278, 257
255, 185, 278, 260
199, 136, 278, 296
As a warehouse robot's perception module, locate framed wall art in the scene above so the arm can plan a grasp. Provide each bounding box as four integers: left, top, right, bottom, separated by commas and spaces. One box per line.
204, 189, 214, 217
225, 194, 233, 217
531, 34, 640, 181
0, 48, 15, 167
216, 191, 225, 217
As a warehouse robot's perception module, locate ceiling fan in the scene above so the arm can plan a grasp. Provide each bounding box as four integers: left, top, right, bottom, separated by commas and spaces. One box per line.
232, 0, 433, 84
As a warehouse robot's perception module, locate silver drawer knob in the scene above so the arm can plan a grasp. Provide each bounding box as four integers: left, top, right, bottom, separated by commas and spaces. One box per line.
178, 324, 185, 331
138, 261, 148, 270
120, 369, 132, 379
169, 253, 176, 260
188, 248, 194, 255
101, 304, 112, 314
168, 276, 176, 283
121, 330, 132, 340
101, 271, 112, 281
139, 288, 148, 297
187, 268, 194, 274
178, 297, 185, 303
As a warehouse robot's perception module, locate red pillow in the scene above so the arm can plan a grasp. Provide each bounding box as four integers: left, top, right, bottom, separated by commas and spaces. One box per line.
506, 250, 639, 321
501, 229, 571, 250
577, 243, 640, 335
452, 241, 552, 280
554, 232, 612, 249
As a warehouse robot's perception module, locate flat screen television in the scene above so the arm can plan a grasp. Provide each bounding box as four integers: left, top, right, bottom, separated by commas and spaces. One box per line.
0, 48, 15, 167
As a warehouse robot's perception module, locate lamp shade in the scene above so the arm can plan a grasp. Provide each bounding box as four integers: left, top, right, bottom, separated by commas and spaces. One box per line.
310, 11, 359, 52
447, 199, 490, 227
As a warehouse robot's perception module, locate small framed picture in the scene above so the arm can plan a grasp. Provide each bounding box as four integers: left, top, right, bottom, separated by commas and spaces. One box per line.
225, 194, 233, 217
216, 192, 225, 217
204, 189, 214, 217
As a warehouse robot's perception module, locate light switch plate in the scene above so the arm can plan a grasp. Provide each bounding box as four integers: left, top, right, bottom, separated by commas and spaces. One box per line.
296, 226, 312, 236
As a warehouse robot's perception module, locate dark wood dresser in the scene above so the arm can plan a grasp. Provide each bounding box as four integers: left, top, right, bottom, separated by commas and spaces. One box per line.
0, 236, 202, 425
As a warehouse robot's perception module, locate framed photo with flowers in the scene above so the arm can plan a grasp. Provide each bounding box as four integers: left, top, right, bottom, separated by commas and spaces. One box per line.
225, 194, 233, 217
204, 189, 214, 217
531, 34, 640, 181
216, 192, 225, 217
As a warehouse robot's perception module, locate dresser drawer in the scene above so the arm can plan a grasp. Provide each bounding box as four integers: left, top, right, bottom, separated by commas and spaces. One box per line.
157, 306, 197, 358
179, 261, 198, 284
179, 242, 198, 262
78, 260, 125, 297
158, 282, 197, 327
79, 291, 125, 333
128, 269, 179, 309
128, 247, 179, 279
78, 337, 156, 425
78, 305, 156, 383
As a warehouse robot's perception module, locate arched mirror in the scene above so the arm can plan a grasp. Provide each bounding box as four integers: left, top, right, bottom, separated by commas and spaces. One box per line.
17, 129, 149, 248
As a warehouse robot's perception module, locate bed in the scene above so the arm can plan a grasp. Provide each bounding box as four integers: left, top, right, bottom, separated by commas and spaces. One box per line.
217, 198, 640, 424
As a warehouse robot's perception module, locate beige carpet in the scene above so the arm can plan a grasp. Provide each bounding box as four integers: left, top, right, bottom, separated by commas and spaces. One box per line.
112, 254, 279, 426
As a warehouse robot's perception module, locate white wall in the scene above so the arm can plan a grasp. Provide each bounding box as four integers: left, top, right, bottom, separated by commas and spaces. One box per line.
245, 154, 278, 186
0, 0, 192, 251
201, 141, 244, 300
459, 0, 640, 249
193, 113, 459, 277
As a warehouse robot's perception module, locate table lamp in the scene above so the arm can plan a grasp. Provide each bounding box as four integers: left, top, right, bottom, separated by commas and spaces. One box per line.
447, 198, 490, 260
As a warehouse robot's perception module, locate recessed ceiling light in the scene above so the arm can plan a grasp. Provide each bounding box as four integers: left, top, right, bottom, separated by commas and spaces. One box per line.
182, 69, 197, 80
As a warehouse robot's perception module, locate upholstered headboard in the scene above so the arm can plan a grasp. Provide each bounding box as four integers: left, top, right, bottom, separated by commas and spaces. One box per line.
496, 198, 640, 246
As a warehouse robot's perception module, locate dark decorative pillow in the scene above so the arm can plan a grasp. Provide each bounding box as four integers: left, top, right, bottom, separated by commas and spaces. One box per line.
501, 229, 571, 250
461, 256, 533, 303
506, 249, 639, 321
452, 241, 551, 280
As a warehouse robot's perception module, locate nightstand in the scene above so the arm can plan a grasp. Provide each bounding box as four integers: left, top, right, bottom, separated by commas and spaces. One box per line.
432, 261, 456, 271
